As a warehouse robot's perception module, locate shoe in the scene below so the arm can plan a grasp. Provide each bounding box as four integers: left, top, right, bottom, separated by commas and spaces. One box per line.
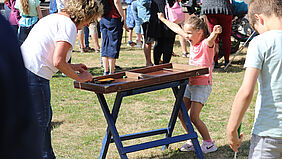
213, 61, 220, 68
178, 140, 195, 152
127, 41, 136, 47
136, 41, 143, 48
115, 65, 122, 70
85, 47, 95, 52
103, 71, 109, 75
95, 48, 100, 53
224, 61, 230, 67
182, 52, 189, 58
201, 141, 217, 154
80, 47, 88, 53
172, 52, 180, 57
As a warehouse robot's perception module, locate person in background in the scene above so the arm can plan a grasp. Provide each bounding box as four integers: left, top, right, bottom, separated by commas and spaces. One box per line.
49, 0, 58, 14
125, 0, 136, 47
85, 20, 101, 52
131, 0, 143, 48
4, 0, 21, 34
15, 0, 43, 45
227, 0, 282, 158
158, 13, 222, 154
100, 0, 129, 75
78, 21, 100, 53
56, 0, 65, 12
201, 0, 233, 68
150, 0, 176, 65
0, 13, 41, 159
20, 0, 103, 157
3, 1, 11, 20
137, 0, 153, 66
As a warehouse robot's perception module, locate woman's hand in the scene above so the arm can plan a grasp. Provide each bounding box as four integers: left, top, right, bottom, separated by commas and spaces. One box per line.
78, 71, 93, 82
72, 63, 88, 73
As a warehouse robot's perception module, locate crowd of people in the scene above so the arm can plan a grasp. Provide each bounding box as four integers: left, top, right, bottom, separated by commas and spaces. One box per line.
1, 0, 282, 158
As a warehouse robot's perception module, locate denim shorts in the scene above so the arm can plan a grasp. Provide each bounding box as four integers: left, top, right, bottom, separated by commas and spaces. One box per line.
249, 134, 282, 159
183, 85, 212, 105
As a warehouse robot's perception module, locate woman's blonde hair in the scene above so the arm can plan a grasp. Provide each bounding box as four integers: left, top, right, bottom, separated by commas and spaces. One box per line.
62, 0, 103, 25
20, 0, 30, 14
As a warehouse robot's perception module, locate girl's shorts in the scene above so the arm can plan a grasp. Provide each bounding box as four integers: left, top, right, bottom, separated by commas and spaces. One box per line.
184, 85, 212, 105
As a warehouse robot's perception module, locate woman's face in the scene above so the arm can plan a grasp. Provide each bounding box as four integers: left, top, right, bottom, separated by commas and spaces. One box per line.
183, 24, 203, 46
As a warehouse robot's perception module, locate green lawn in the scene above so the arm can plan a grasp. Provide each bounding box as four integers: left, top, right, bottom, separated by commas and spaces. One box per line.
50, 35, 255, 159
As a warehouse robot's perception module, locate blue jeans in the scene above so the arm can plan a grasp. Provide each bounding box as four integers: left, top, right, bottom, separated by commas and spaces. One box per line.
26, 69, 55, 159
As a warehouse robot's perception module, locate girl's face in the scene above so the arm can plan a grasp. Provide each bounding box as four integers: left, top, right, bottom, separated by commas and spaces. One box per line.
183, 24, 203, 46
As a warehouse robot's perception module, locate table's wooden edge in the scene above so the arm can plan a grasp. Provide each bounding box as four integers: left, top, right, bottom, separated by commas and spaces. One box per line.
74, 65, 209, 94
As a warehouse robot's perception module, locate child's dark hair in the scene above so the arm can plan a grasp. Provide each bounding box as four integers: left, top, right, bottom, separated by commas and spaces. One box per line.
184, 16, 210, 39
248, 0, 282, 27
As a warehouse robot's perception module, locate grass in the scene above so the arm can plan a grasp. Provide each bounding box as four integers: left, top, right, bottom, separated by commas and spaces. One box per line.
50, 35, 256, 159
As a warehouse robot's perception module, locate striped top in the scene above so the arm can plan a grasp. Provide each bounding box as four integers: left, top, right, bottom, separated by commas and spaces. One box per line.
201, 0, 233, 15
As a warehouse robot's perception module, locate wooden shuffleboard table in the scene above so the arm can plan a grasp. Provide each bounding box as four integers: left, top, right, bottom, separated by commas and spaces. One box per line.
74, 63, 207, 159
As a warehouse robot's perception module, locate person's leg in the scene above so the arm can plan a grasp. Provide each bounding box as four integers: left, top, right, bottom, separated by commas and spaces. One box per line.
178, 97, 192, 133
89, 21, 100, 52
218, 14, 232, 65
144, 42, 153, 66
142, 22, 153, 66
77, 29, 86, 52
179, 35, 189, 57
26, 69, 55, 159
84, 26, 90, 48
127, 29, 134, 46
134, 17, 143, 48
178, 85, 194, 152
162, 37, 175, 64
102, 56, 109, 74
108, 57, 116, 74
190, 101, 211, 140
153, 38, 163, 65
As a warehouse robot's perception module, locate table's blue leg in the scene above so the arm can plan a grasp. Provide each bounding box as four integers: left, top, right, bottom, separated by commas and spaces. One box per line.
97, 93, 128, 159
162, 84, 186, 150
179, 100, 205, 159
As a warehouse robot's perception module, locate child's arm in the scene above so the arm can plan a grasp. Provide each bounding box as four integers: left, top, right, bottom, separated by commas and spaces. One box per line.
226, 67, 259, 152
206, 25, 222, 47
158, 13, 188, 39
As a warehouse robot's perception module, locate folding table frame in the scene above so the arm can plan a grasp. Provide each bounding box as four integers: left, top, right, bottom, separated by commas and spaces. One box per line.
96, 80, 204, 159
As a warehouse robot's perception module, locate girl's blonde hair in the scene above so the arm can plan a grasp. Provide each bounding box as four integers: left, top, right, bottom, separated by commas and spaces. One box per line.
20, 0, 30, 14
62, 0, 103, 25
184, 16, 210, 39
